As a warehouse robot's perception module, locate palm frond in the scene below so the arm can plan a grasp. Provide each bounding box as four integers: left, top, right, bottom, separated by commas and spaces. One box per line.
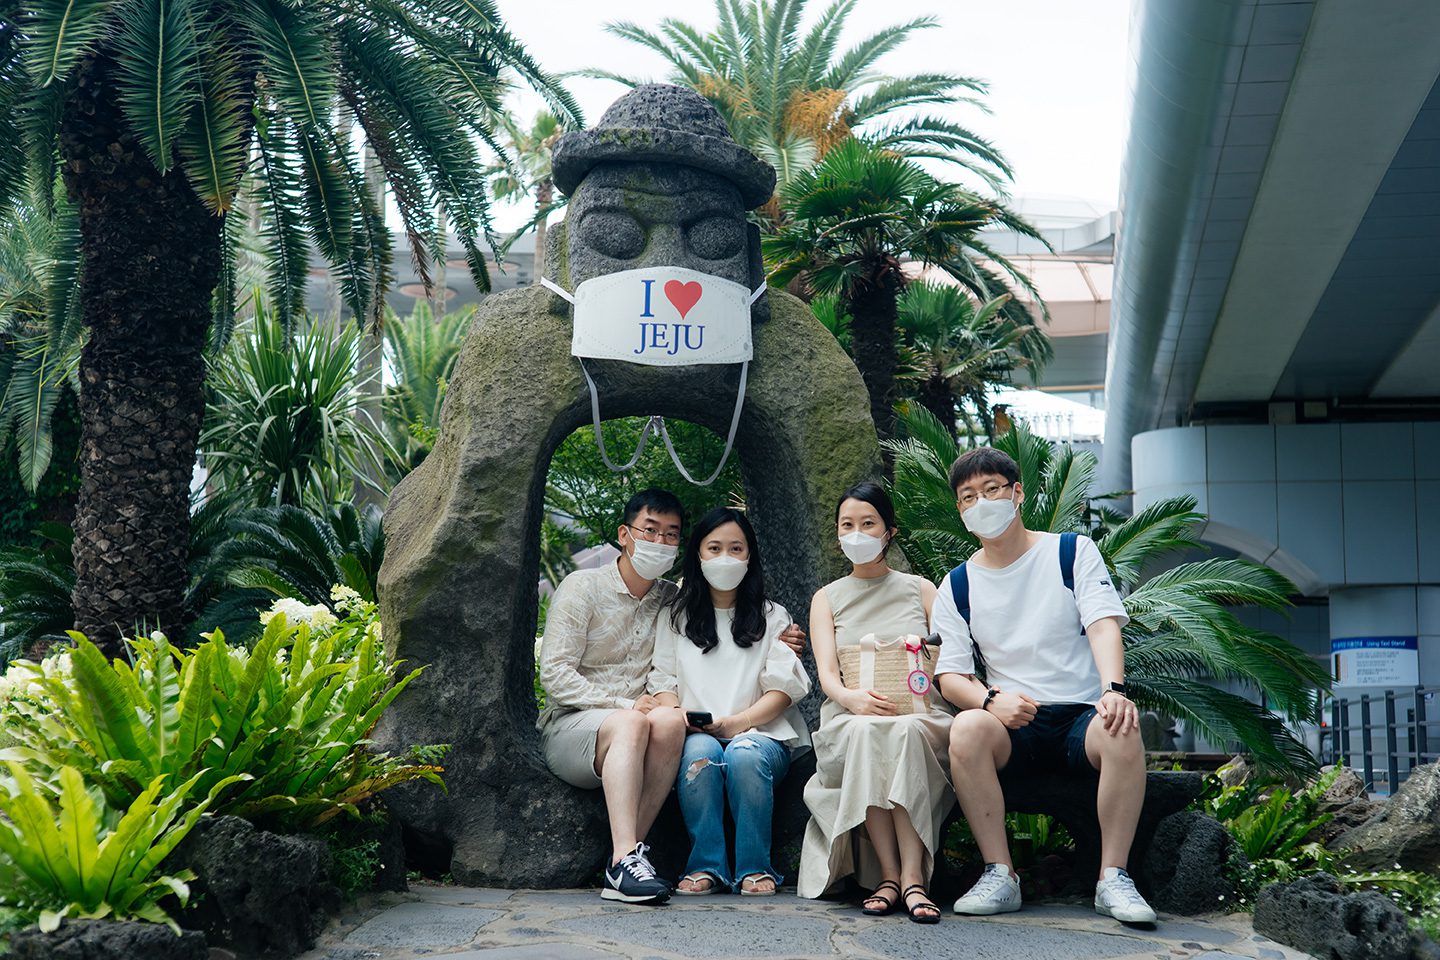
112, 0, 199, 174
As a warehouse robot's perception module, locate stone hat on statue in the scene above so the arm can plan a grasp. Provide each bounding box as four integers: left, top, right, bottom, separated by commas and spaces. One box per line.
552, 84, 777, 209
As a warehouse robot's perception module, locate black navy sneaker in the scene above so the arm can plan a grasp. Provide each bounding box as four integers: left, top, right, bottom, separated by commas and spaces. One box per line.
601, 842, 670, 904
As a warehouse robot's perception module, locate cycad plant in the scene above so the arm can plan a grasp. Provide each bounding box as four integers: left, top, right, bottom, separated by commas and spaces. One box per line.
208, 501, 385, 608
887, 405, 1330, 775
766, 138, 1044, 440
0, 0, 578, 653
201, 303, 392, 508
590, 0, 1010, 193
896, 282, 1047, 441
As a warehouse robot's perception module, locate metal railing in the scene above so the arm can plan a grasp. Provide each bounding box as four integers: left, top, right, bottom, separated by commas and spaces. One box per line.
1324, 686, 1439, 795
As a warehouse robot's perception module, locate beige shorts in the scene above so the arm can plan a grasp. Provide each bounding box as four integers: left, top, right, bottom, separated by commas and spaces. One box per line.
541, 708, 618, 789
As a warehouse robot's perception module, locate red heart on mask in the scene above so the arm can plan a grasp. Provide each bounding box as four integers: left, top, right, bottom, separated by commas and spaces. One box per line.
664, 280, 703, 319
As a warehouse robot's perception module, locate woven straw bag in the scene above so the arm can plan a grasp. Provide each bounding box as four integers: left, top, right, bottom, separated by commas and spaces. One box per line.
836, 633, 939, 716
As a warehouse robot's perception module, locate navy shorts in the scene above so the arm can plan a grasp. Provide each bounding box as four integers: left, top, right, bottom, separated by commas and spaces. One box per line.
1001, 703, 1098, 776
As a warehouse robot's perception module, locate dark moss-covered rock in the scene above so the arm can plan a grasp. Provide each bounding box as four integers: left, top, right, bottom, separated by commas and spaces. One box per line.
8, 919, 207, 960
1254, 873, 1412, 960
1140, 811, 1245, 914
170, 815, 340, 956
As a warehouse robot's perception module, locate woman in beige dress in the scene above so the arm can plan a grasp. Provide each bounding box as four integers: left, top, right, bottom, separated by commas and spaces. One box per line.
797, 482, 953, 923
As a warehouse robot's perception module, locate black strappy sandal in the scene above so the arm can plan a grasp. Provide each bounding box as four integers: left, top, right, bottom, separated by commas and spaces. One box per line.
902, 884, 941, 924
861, 880, 901, 916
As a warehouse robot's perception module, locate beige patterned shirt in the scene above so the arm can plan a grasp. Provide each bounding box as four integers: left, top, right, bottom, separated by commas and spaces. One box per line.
536, 561, 678, 731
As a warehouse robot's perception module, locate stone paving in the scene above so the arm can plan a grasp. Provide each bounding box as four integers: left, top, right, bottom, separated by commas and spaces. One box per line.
297, 882, 1315, 960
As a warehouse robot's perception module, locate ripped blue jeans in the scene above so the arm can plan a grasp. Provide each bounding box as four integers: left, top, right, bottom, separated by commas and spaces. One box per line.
676, 732, 791, 888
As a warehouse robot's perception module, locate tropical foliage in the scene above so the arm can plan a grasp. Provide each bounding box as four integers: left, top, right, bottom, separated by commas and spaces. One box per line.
0, 763, 239, 933
0, 522, 75, 662
489, 110, 567, 262
590, 0, 1011, 193
210, 502, 386, 608
201, 305, 392, 507
897, 283, 1045, 440
766, 138, 1044, 439
886, 405, 1331, 774
0, 599, 441, 830
383, 303, 474, 474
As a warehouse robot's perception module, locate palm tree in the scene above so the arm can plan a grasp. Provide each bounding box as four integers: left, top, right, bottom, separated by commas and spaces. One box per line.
588, 0, 1011, 194
0, 0, 579, 650
896, 283, 1049, 442
887, 405, 1331, 775
489, 110, 565, 264
766, 138, 1043, 440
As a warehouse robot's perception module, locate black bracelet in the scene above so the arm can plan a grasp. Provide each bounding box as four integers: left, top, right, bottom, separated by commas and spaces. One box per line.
981, 686, 999, 711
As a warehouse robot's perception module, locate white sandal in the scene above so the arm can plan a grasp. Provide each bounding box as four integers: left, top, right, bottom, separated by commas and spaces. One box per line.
739, 873, 777, 897
674, 872, 721, 896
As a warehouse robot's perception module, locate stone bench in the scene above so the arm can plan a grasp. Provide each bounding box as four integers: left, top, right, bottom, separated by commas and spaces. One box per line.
934, 770, 1204, 897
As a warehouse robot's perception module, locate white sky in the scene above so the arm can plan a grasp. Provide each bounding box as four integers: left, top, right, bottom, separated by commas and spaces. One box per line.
488, 0, 1132, 231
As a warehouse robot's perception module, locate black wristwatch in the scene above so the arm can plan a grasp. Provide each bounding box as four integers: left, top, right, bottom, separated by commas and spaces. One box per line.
981, 686, 1000, 710
1107, 681, 1128, 696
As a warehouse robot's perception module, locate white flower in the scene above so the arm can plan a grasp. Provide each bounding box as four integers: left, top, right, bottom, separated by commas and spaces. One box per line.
260, 597, 338, 629
329, 584, 364, 614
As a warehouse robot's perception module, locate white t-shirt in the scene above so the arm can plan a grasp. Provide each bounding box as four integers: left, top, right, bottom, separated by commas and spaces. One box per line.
932, 533, 1127, 704
648, 601, 812, 749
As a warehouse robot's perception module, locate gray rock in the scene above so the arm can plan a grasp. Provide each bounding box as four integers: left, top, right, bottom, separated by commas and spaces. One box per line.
1339, 761, 1440, 872
342, 902, 502, 949
8, 919, 208, 960
1304, 765, 1382, 847
1140, 811, 1246, 915
376, 83, 883, 889
1253, 873, 1412, 960
170, 815, 340, 957
553, 84, 775, 207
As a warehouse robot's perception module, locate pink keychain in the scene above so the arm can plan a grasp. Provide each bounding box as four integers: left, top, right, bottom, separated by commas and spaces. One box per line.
905, 636, 931, 696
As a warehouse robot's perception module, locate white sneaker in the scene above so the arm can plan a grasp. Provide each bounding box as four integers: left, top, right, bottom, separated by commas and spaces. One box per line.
953, 863, 1022, 915
1094, 867, 1157, 923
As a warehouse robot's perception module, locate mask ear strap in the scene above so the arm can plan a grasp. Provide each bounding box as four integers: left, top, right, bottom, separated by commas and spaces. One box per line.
579, 360, 659, 473
656, 360, 748, 487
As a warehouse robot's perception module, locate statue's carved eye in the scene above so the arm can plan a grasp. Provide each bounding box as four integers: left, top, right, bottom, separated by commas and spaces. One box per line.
577, 211, 645, 260
687, 216, 744, 260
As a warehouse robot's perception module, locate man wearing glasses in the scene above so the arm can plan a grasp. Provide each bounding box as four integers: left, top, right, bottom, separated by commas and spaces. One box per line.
538, 488, 805, 904
930, 448, 1156, 925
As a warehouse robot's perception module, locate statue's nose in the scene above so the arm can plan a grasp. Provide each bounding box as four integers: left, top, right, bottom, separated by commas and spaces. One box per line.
644, 223, 684, 259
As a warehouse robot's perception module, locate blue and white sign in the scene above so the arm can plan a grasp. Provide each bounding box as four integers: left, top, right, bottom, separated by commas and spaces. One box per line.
1331, 636, 1419, 687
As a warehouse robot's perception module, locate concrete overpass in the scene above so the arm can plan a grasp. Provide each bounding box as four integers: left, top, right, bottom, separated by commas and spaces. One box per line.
1107, 0, 1440, 688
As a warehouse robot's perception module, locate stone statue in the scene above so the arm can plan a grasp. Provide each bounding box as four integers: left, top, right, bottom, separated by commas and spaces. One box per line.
376, 84, 884, 887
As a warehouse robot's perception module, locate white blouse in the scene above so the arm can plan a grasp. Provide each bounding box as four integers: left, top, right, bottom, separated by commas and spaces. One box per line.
649, 601, 812, 751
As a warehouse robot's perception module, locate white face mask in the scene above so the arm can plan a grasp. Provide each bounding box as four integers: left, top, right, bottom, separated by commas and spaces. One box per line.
626, 536, 678, 580
962, 493, 1018, 540
838, 531, 887, 565
700, 555, 749, 591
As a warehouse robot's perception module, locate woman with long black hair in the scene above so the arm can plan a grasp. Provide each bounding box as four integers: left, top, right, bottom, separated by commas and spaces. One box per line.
649, 507, 811, 896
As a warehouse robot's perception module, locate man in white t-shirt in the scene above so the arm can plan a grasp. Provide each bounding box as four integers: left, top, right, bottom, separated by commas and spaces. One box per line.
932, 447, 1156, 924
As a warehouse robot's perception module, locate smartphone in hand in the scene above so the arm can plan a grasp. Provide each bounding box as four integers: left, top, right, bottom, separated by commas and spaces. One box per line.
685, 711, 713, 727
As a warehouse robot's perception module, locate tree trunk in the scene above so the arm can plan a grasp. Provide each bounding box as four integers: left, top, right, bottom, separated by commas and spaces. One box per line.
846, 266, 903, 443
61, 55, 223, 652
918, 377, 958, 440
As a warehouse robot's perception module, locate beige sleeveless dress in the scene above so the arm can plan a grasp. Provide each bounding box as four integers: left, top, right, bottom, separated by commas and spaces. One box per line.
797, 570, 956, 898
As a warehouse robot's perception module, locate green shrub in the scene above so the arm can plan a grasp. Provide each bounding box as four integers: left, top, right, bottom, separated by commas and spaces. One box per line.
0, 763, 243, 933
0, 593, 443, 830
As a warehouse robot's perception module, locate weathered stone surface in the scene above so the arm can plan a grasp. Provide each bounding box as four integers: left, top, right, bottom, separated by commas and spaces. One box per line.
1338, 761, 1440, 872
171, 815, 340, 956
1140, 812, 1246, 915
1304, 765, 1382, 847
553, 84, 775, 207
376, 84, 882, 889
8, 919, 208, 960
1253, 873, 1412, 960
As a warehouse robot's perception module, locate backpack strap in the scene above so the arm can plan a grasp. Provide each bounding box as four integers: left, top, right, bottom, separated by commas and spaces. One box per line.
946, 562, 988, 679
1059, 532, 1085, 636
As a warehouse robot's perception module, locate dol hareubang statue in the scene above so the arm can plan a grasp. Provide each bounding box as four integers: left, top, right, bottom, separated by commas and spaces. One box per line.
375, 84, 884, 887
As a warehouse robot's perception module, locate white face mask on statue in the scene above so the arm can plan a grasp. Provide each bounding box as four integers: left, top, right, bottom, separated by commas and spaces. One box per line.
700, 555, 749, 592
626, 537, 678, 580
838, 531, 887, 565
962, 494, 1018, 540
